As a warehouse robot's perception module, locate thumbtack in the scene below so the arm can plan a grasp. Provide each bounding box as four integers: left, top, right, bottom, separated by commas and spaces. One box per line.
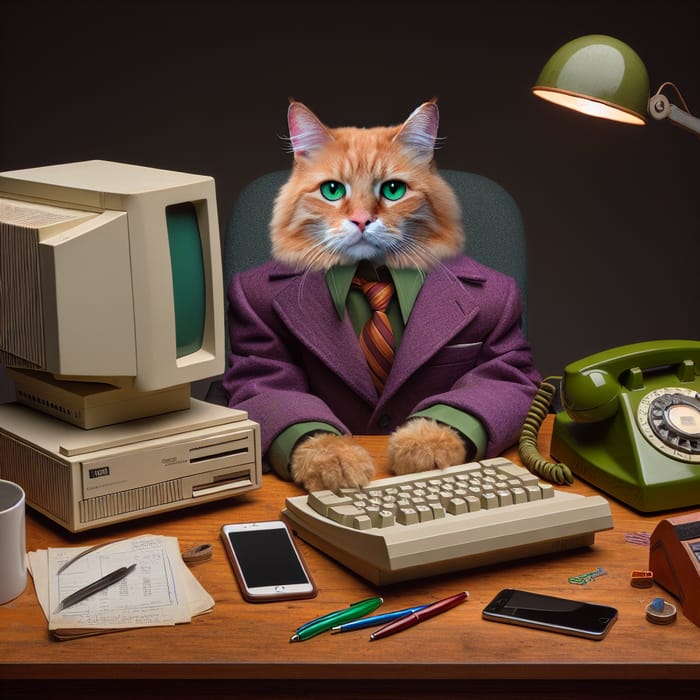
646, 598, 677, 625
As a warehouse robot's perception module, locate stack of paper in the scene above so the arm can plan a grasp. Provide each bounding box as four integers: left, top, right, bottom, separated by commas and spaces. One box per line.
27, 534, 214, 640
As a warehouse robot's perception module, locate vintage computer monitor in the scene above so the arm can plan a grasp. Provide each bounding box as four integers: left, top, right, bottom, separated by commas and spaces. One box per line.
0, 160, 261, 532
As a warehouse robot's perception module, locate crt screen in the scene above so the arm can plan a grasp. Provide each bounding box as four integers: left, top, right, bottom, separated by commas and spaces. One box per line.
166, 202, 205, 357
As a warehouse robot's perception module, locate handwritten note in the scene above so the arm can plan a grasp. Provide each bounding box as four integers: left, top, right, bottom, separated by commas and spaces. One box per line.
27, 534, 213, 638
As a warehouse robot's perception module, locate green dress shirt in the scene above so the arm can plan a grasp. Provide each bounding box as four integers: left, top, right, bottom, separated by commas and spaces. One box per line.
267, 263, 487, 479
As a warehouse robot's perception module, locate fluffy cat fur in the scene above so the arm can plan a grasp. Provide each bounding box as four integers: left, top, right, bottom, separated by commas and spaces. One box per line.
272, 100, 468, 491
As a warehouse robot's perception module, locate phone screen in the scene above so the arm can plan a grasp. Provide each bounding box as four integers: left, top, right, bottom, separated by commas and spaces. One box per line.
221, 521, 317, 602
226, 527, 310, 588
483, 589, 617, 639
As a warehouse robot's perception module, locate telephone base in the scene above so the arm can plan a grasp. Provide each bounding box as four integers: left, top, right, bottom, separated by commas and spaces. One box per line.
552, 415, 700, 513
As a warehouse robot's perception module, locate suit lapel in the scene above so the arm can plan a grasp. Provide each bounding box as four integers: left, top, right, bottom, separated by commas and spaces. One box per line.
380, 262, 481, 402
271, 269, 378, 404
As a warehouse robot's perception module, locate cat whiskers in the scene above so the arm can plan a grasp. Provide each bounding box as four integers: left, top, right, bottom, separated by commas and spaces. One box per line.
299, 238, 343, 272
296, 267, 313, 307
292, 239, 343, 307
388, 236, 463, 287
385, 236, 464, 288
382, 230, 435, 269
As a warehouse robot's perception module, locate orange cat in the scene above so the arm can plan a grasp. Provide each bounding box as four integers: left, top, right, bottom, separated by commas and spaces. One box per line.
271, 100, 463, 272
224, 101, 540, 492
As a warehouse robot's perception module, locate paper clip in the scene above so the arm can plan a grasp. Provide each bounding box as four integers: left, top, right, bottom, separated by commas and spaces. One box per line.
624, 531, 651, 546
568, 566, 607, 585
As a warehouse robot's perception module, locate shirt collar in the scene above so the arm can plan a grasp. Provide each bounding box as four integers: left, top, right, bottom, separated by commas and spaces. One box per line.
325, 262, 425, 322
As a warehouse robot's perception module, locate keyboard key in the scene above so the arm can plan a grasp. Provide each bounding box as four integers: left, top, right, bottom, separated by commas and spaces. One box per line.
307, 491, 353, 516
480, 492, 499, 509
525, 485, 542, 500
416, 505, 433, 522
540, 483, 555, 499
465, 495, 481, 511
377, 510, 395, 527
397, 507, 419, 525
328, 504, 367, 526
496, 489, 513, 506
511, 487, 527, 504
446, 497, 468, 515
428, 503, 446, 519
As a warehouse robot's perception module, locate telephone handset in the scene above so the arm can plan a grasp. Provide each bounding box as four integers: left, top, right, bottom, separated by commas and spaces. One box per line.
519, 340, 700, 512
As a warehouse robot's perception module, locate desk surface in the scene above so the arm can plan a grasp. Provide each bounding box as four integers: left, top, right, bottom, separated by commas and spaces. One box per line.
2, 417, 699, 698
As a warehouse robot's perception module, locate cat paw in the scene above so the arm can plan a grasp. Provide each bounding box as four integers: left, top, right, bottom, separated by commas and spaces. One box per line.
290, 433, 375, 492
387, 418, 467, 475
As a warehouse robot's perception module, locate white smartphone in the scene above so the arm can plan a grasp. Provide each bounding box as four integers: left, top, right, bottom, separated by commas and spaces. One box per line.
220, 520, 317, 603
482, 588, 618, 640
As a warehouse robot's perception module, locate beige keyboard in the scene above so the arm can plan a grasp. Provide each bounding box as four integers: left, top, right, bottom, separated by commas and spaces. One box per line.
282, 457, 613, 585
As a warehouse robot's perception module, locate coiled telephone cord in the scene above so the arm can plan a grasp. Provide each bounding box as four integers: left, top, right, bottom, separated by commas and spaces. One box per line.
518, 379, 574, 485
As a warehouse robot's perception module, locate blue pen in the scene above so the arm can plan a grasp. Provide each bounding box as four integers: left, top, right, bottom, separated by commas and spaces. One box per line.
330, 604, 430, 633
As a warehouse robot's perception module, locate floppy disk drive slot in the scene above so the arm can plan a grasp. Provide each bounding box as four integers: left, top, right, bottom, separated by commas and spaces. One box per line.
189, 433, 252, 466
188, 465, 254, 498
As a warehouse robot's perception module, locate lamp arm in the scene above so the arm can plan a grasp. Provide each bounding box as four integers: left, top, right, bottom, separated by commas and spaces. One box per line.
649, 92, 700, 137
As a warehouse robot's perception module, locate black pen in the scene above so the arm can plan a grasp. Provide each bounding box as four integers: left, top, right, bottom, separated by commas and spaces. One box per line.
54, 563, 137, 613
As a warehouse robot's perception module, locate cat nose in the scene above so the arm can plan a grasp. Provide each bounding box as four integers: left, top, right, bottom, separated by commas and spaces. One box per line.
350, 214, 375, 232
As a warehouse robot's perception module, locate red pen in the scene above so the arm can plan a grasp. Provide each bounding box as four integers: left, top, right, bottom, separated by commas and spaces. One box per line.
369, 591, 469, 641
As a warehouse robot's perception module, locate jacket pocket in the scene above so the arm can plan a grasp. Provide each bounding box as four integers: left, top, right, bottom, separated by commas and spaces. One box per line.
429, 341, 482, 367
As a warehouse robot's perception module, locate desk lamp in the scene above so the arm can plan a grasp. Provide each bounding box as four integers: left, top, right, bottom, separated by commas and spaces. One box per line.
532, 34, 700, 136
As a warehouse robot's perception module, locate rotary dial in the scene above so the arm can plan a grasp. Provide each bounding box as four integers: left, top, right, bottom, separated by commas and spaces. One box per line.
637, 387, 700, 462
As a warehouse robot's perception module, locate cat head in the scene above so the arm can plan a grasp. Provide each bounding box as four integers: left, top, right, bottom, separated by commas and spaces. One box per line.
270, 101, 464, 271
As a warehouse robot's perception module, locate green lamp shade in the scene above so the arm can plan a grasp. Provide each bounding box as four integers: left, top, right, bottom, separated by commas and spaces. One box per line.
532, 34, 650, 125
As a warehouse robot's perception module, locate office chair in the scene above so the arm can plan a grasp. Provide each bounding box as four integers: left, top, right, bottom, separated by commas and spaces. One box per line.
206, 169, 528, 403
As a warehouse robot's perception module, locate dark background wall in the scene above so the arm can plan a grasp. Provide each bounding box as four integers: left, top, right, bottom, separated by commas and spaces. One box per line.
1, 0, 698, 403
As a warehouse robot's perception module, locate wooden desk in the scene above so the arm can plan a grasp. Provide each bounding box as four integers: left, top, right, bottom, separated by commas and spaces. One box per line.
2, 417, 698, 699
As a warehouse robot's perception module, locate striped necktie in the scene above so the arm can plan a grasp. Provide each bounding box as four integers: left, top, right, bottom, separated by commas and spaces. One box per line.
352, 276, 395, 393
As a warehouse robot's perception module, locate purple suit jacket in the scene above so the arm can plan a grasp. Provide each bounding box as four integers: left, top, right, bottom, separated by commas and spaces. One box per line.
223, 255, 541, 461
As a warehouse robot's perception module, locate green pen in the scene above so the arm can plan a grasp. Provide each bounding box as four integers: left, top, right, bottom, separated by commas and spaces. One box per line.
290, 597, 383, 642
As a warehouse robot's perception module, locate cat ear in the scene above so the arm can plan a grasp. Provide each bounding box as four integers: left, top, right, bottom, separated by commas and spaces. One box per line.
287, 101, 333, 158
394, 101, 439, 162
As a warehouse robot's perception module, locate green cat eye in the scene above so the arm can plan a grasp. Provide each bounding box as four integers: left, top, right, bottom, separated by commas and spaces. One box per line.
320, 181, 346, 201
380, 180, 407, 201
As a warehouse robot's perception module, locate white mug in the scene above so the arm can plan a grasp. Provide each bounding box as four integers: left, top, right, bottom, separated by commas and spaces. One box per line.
0, 479, 27, 604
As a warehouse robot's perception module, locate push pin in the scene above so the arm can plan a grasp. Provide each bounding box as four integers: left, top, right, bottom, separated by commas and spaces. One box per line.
630, 570, 654, 588
646, 597, 677, 625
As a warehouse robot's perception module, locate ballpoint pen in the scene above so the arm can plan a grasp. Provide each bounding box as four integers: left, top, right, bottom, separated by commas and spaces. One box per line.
330, 604, 430, 633
290, 597, 383, 642
56, 538, 126, 574
369, 591, 468, 641
54, 563, 137, 613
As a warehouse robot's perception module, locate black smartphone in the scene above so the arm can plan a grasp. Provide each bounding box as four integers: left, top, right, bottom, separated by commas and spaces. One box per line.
482, 588, 618, 640
221, 521, 317, 603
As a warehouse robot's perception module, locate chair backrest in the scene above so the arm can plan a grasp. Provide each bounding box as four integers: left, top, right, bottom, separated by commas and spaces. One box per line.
221, 168, 528, 331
